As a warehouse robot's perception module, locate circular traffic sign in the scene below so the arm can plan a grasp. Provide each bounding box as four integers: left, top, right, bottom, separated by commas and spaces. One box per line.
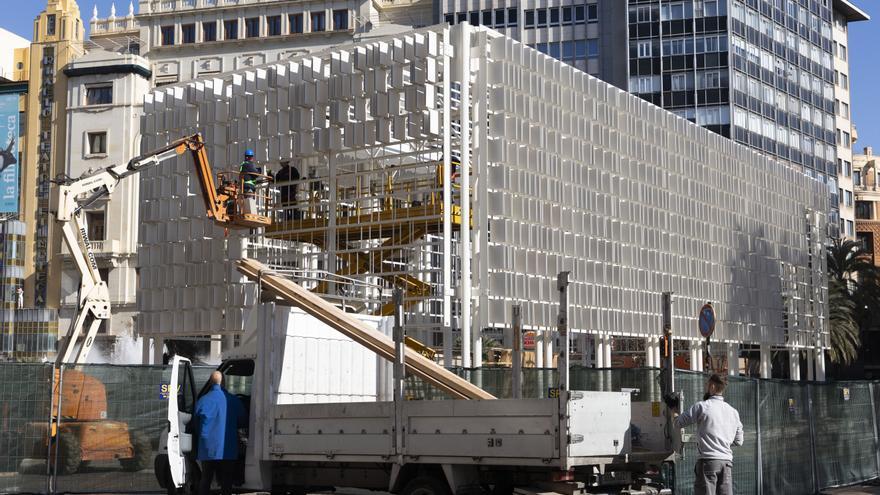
699, 303, 716, 338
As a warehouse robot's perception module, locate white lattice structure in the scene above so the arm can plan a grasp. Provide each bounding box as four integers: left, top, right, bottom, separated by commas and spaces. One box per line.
137, 24, 829, 376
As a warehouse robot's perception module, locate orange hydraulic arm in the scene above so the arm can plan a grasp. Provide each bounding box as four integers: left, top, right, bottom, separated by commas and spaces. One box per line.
54, 133, 270, 365
157, 134, 271, 229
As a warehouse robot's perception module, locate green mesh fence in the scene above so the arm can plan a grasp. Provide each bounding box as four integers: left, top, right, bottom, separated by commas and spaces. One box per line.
3, 363, 880, 493
0, 363, 53, 494
673, 371, 758, 495
759, 380, 815, 494
812, 382, 879, 488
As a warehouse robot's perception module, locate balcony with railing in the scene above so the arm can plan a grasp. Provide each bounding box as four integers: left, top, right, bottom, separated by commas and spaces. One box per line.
60, 240, 125, 257
90, 15, 140, 36
373, 0, 431, 10
141, 0, 283, 14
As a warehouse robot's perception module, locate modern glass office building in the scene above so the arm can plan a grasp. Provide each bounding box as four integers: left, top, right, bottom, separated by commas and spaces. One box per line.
627, 0, 838, 199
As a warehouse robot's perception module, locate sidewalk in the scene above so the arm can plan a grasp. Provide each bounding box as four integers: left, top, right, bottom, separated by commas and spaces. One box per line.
823, 480, 880, 494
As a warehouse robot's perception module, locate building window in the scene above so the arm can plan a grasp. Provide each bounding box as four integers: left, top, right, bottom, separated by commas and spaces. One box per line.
224, 19, 239, 40
87, 132, 107, 155
636, 6, 651, 22
587, 4, 598, 22
495, 8, 506, 27
549, 7, 560, 26
856, 201, 872, 220
575, 5, 586, 22
86, 85, 112, 105
702, 0, 719, 16
661, 2, 686, 20
637, 41, 652, 58
311, 11, 326, 32
846, 190, 854, 207
267, 15, 282, 36
847, 220, 855, 237
699, 70, 721, 89
670, 73, 687, 91
537, 9, 547, 26
525, 10, 535, 28
47, 14, 56, 36
290, 13, 304, 34
854, 170, 861, 186
841, 102, 850, 119
333, 9, 348, 30
630, 76, 657, 93
161, 25, 175, 46
841, 73, 849, 89
86, 211, 105, 241
562, 6, 572, 24
508, 8, 518, 26
843, 131, 851, 148
445, 13, 454, 25
470, 11, 479, 25
203, 21, 217, 42
587, 39, 598, 58
482, 10, 492, 26
181, 24, 196, 44
840, 44, 847, 61
245, 17, 260, 38
844, 160, 852, 177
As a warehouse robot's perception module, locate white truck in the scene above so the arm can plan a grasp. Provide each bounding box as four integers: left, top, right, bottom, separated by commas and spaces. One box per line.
155, 278, 679, 495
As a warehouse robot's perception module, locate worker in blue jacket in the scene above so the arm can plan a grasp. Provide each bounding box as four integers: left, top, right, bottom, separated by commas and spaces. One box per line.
195, 371, 247, 495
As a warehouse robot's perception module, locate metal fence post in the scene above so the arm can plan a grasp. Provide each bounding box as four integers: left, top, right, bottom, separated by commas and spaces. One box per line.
51, 364, 65, 495
45, 364, 57, 495
870, 385, 880, 478
806, 384, 820, 494
755, 379, 763, 495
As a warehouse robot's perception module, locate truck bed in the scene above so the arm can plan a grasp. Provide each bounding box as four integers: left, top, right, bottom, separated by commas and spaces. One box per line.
267, 391, 631, 469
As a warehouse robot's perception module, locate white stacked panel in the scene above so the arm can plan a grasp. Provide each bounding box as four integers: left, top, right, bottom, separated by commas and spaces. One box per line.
137, 25, 828, 351
481, 34, 827, 348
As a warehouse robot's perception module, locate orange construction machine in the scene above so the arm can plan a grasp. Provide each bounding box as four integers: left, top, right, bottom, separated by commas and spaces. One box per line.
24, 369, 151, 474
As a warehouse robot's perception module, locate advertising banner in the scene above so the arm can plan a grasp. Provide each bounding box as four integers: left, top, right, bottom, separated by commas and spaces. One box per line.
0, 94, 19, 213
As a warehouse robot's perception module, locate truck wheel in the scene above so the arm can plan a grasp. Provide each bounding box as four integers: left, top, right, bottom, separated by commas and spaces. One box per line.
400, 476, 452, 495
56, 431, 82, 475
120, 432, 152, 472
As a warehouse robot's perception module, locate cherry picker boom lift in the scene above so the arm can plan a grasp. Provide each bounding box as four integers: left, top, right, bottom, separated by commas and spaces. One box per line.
53, 133, 271, 365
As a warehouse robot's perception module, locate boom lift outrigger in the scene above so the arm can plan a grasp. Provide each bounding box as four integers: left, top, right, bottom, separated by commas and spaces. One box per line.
53, 134, 271, 365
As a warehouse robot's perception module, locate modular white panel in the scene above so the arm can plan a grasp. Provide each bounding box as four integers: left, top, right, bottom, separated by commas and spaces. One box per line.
137, 25, 828, 354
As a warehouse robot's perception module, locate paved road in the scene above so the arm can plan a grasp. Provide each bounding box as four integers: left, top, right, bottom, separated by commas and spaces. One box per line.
0, 460, 161, 493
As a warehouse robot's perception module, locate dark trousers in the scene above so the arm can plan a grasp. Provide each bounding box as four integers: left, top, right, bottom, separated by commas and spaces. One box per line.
694, 459, 733, 495
199, 459, 235, 495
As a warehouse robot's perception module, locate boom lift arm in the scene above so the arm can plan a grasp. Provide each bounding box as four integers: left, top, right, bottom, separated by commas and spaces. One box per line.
53, 134, 270, 365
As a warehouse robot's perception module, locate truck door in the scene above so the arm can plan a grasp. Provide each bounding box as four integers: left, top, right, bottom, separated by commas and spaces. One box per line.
168, 355, 197, 488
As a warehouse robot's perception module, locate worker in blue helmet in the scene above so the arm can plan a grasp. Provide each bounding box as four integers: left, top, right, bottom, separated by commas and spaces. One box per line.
239, 149, 260, 193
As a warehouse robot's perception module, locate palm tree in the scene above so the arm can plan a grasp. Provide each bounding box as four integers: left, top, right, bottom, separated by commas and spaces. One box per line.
825, 239, 880, 364
827, 238, 879, 285
828, 278, 860, 365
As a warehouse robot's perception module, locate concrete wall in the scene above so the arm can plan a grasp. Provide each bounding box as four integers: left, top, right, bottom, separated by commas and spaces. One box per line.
60, 50, 152, 342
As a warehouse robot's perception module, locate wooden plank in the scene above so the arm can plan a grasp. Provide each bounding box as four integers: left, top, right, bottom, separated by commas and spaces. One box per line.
236, 258, 495, 400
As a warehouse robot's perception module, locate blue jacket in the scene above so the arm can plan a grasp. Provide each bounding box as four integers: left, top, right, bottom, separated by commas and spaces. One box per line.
194, 384, 246, 461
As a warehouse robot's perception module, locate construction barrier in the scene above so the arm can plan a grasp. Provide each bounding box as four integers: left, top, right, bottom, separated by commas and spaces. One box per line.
0, 363, 878, 493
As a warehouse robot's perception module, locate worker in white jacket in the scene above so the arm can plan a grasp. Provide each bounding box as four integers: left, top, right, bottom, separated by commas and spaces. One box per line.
673, 373, 744, 495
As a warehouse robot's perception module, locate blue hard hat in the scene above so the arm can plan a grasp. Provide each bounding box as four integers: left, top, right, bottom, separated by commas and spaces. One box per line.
244, 148, 255, 157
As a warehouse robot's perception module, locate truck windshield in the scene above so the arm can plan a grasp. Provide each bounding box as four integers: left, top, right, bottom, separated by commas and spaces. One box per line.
224, 373, 253, 396
198, 359, 255, 398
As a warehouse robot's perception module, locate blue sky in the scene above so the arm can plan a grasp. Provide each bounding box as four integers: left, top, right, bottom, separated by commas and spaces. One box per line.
4, 1, 880, 151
